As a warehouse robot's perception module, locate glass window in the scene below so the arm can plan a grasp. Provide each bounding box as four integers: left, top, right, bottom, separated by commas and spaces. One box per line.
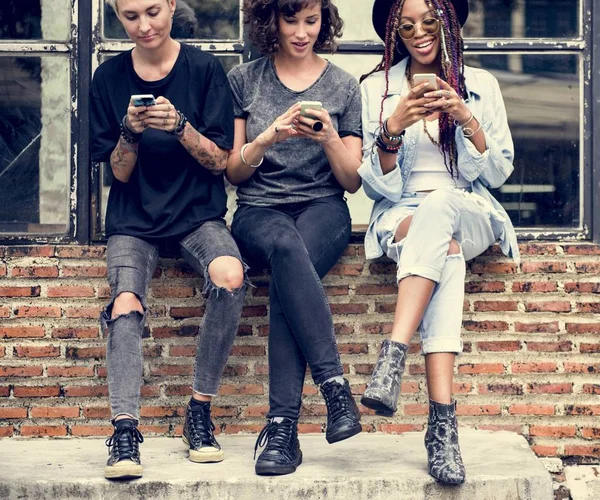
0, 55, 71, 235
0, 0, 72, 41
103, 0, 241, 40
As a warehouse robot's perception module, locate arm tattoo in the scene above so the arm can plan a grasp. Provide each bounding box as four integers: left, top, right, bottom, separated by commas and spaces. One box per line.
110, 136, 138, 179
179, 124, 228, 175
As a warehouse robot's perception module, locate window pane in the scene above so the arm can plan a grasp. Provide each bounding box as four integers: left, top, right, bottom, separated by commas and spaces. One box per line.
103, 0, 241, 40
464, 0, 579, 38
97, 54, 242, 235
465, 53, 580, 228
0, 0, 71, 40
0, 56, 71, 235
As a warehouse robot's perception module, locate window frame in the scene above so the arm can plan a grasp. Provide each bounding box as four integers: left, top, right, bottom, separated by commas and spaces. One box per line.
0, 0, 597, 244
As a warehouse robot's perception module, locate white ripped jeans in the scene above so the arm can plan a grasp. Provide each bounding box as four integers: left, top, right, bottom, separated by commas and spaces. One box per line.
375, 187, 505, 355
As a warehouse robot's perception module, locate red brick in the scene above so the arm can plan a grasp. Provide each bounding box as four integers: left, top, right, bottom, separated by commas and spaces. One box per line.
564, 446, 600, 458
464, 281, 505, 293
141, 385, 160, 397
583, 384, 600, 395
14, 306, 62, 318
334, 323, 354, 335
0, 426, 14, 437
242, 305, 267, 317
169, 307, 204, 319
369, 261, 396, 275
512, 281, 558, 293
20, 425, 67, 437
528, 383, 572, 394
477, 341, 521, 352
525, 301, 571, 313
0, 408, 27, 419
338, 343, 368, 354
52, 327, 98, 339
478, 425, 522, 433
457, 405, 502, 416
463, 320, 508, 332
565, 405, 600, 416
564, 244, 600, 255
514, 321, 559, 333
169, 345, 195, 357
31, 406, 80, 418
354, 284, 397, 295
581, 427, 600, 439
403, 404, 428, 415
577, 302, 600, 313
0, 326, 45, 339
62, 266, 107, 277
230, 346, 266, 356
0, 306, 10, 318
478, 383, 523, 395
12, 266, 59, 278
152, 286, 194, 298
0, 366, 43, 377
458, 363, 505, 374
0, 286, 41, 297
70, 425, 113, 437
564, 363, 600, 374
329, 263, 364, 276
139, 425, 171, 435
470, 262, 517, 274
66, 347, 106, 359
219, 384, 263, 395
530, 426, 575, 438
521, 262, 567, 273
0, 386, 9, 397
362, 322, 392, 335
47, 366, 94, 377
325, 285, 350, 296
377, 424, 424, 433
152, 325, 198, 338
5, 246, 55, 257
527, 341, 572, 352
47, 286, 95, 298
531, 445, 558, 457
512, 362, 557, 373
453, 382, 472, 394
55, 246, 105, 258
0, 263, 5, 276
509, 405, 555, 415
223, 424, 264, 434
150, 364, 193, 376
473, 301, 518, 312
13, 385, 61, 397
140, 406, 184, 418
63, 385, 108, 397
65, 307, 102, 319
575, 262, 600, 273
566, 323, 600, 334
14, 345, 60, 358
518, 243, 559, 255
240, 405, 269, 418
565, 282, 600, 294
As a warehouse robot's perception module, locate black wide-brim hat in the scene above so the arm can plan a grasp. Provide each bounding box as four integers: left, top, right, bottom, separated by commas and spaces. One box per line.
372, 0, 469, 43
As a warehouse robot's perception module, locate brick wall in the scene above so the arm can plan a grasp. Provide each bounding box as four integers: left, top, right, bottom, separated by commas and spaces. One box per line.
0, 242, 599, 488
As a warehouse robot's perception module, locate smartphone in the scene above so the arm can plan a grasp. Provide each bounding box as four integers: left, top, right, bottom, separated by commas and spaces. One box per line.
299, 101, 322, 117
412, 74, 438, 94
131, 94, 157, 107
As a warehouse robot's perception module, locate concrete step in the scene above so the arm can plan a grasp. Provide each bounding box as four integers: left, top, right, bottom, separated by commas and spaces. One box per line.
0, 429, 552, 500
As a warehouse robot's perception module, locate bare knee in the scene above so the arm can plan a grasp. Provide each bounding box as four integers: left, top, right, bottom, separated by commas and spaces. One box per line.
394, 216, 413, 243
208, 256, 244, 291
447, 239, 461, 255
111, 292, 143, 319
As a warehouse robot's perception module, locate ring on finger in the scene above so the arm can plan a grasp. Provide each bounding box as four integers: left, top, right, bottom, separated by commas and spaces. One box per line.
444, 99, 450, 108
275, 125, 279, 133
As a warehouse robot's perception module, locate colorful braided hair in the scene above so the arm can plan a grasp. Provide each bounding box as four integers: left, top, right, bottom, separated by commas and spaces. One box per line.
361, 0, 467, 177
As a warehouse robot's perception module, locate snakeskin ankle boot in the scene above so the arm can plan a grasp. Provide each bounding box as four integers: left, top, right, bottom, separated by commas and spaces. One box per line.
424, 399, 466, 484
360, 339, 409, 415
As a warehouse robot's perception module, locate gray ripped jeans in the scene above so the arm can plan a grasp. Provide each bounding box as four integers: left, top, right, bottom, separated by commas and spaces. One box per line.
100, 220, 247, 420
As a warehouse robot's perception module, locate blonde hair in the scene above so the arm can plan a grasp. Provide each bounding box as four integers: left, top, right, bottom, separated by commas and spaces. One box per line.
105, 0, 118, 13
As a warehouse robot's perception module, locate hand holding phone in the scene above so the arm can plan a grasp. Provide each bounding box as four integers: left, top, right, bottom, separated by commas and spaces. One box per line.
131, 94, 157, 107
298, 101, 324, 131
412, 74, 438, 96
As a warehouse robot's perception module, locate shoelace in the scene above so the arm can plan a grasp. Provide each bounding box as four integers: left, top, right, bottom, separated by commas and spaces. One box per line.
254, 419, 295, 460
188, 407, 218, 446
105, 425, 144, 459
322, 382, 352, 422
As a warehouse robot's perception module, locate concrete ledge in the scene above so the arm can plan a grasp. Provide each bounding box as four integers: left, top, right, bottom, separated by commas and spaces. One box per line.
565, 465, 600, 500
0, 429, 552, 500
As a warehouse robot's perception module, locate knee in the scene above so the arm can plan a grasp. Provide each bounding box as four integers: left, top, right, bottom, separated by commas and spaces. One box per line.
447, 239, 461, 255
208, 257, 245, 291
418, 189, 454, 216
111, 292, 144, 319
271, 231, 302, 260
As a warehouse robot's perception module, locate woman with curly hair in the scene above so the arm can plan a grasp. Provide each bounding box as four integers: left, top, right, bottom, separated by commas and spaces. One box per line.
226, 0, 363, 477
358, 0, 519, 484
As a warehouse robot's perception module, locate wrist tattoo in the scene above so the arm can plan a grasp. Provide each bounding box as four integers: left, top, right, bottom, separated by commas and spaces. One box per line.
180, 125, 227, 173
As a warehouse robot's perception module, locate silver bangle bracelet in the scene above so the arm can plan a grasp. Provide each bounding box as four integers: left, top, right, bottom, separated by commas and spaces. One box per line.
240, 143, 264, 168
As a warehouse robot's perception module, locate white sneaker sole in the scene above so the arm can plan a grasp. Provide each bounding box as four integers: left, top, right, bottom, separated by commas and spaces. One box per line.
182, 436, 225, 463
104, 459, 143, 479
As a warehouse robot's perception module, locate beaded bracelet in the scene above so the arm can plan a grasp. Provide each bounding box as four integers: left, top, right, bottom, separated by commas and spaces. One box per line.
120, 115, 142, 144
376, 134, 402, 153
382, 118, 405, 143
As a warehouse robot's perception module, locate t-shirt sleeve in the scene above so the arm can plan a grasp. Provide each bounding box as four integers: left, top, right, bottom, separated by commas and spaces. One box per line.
202, 59, 234, 150
90, 68, 119, 163
227, 66, 248, 119
338, 81, 363, 139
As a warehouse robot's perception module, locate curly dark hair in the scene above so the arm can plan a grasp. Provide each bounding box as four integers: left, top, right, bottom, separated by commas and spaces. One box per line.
243, 0, 343, 56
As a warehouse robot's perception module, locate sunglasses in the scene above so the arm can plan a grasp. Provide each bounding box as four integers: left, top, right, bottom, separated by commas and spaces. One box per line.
397, 18, 440, 40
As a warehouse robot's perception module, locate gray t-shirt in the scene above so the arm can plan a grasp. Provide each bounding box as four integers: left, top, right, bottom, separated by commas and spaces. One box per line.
228, 57, 362, 206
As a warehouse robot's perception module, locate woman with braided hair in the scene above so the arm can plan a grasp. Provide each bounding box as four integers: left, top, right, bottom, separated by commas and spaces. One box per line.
358, 0, 519, 484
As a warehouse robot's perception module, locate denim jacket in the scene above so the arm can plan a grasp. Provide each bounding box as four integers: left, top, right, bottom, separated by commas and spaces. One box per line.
358, 57, 520, 264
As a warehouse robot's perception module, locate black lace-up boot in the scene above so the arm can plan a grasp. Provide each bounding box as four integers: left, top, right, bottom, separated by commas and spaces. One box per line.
182, 400, 224, 463
425, 399, 466, 484
104, 418, 144, 479
320, 378, 362, 444
254, 418, 302, 476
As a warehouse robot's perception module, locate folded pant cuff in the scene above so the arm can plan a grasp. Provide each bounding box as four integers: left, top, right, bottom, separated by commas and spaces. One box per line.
397, 264, 442, 283
421, 336, 463, 355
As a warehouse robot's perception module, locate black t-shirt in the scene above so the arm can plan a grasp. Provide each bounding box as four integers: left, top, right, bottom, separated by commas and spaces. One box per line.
90, 43, 234, 241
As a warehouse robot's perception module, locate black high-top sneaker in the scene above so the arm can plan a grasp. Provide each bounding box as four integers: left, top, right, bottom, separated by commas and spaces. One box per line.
320, 378, 362, 444
182, 400, 224, 463
254, 418, 302, 476
104, 418, 144, 479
